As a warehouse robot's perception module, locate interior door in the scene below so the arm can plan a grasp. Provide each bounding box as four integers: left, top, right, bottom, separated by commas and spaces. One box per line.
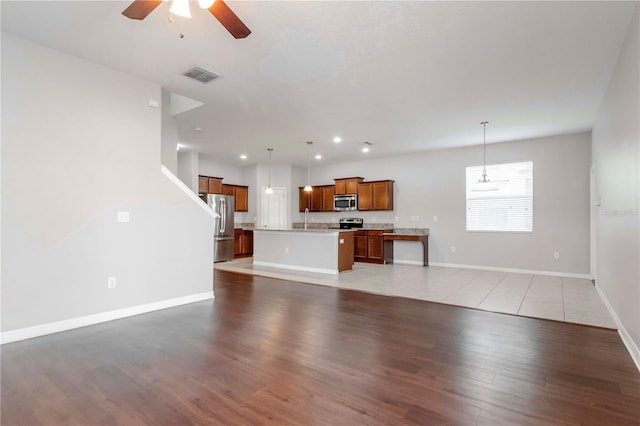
262, 187, 286, 229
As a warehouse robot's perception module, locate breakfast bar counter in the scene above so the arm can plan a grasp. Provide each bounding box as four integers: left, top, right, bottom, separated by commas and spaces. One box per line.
383, 229, 429, 266
253, 229, 354, 274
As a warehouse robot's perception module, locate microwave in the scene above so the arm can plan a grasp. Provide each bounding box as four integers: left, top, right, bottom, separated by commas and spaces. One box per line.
334, 194, 358, 211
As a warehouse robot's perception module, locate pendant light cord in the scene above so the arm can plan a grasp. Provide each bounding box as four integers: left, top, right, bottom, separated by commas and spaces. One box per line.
306, 141, 312, 187
481, 121, 488, 174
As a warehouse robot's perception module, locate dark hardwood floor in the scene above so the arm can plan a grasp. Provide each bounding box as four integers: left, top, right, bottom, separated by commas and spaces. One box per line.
2, 270, 640, 425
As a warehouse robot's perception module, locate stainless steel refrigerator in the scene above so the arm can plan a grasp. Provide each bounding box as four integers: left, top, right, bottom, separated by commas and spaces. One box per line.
206, 194, 235, 262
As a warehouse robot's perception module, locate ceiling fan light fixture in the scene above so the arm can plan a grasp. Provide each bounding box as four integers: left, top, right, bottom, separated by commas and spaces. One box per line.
361, 141, 372, 153
197, 0, 216, 9
170, 0, 191, 18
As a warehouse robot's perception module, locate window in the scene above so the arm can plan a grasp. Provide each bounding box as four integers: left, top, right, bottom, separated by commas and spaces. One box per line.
466, 161, 533, 232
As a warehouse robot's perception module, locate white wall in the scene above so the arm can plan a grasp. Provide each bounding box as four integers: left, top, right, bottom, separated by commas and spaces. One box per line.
592, 5, 640, 364
1, 34, 214, 334
292, 133, 591, 275
198, 155, 243, 184
161, 88, 178, 174
177, 150, 199, 193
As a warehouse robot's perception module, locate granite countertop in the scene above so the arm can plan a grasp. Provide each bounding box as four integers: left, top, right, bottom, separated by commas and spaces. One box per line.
254, 228, 346, 233
388, 228, 429, 235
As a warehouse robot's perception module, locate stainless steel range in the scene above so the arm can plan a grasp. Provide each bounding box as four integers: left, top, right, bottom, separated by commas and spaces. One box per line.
339, 217, 364, 229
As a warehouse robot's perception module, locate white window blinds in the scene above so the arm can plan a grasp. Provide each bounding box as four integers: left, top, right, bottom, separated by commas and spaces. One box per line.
466, 161, 533, 232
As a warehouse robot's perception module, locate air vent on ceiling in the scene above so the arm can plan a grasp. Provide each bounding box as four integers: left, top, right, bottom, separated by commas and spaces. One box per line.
182, 67, 219, 83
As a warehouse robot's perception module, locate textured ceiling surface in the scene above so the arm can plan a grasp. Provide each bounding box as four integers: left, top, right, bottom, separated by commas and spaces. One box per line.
2, 1, 636, 166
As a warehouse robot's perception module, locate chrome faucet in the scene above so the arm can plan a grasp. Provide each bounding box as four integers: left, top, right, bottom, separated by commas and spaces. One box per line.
304, 208, 309, 230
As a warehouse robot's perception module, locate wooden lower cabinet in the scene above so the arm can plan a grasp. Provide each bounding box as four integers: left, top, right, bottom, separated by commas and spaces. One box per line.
354, 231, 368, 261
354, 230, 387, 264
367, 231, 384, 261
234, 229, 253, 258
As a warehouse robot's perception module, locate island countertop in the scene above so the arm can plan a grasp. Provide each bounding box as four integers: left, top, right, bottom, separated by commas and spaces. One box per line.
253, 229, 355, 274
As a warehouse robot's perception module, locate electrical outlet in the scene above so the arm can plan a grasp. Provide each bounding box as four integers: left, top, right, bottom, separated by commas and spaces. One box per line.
117, 211, 130, 223
285, 247, 289, 254
451, 246, 456, 253
107, 276, 117, 288
553, 252, 560, 260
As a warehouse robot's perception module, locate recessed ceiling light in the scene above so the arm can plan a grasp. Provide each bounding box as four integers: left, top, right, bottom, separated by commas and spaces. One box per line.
315, 154, 322, 160
240, 154, 247, 160
194, 127, 202, 132
333, 136, 342, 143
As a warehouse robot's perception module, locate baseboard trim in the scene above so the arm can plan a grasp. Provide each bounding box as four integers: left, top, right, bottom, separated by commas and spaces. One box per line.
594, 284, 640, 373
253, 261, 338, 275
428, 262, 591, 279
0, 291, 214, 345
392, 260, 425, 266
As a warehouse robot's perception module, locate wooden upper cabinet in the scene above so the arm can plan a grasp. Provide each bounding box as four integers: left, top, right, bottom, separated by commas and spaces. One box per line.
357, 182, 373, 211
372, 180, 394, 211
199, 175, 223, 194
234, 186, 248, 212
311, 186, 324, 212
322, 185, 335, 212
299, 187, 312, 212
216, 183, 248, 212
208, 177, 223, 194
358, 180, 394, 211
198, 176, 209, 194
222, 184, 234, 196
334, 177, 363, 195
300, 186, 332, 212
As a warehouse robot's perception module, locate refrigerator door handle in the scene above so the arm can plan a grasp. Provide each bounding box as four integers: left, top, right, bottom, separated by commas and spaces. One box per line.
219, 198, 226, 234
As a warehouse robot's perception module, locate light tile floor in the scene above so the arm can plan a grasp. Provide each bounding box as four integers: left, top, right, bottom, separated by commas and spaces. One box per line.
215, 259, 616, 329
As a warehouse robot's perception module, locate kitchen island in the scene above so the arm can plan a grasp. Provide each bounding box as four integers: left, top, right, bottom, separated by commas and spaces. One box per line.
253, 229, 354, 274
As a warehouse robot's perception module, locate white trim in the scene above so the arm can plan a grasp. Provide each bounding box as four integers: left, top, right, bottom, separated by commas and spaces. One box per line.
253, 260, 338, 275
160, 165, 214, 217
428, 262, 591, 279
392, 260, 425, 266
1, 291, 214, 345
595, 284, 640, 373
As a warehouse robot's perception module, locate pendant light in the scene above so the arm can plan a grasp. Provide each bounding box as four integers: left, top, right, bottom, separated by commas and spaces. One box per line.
265, 148, 274, 194
304, 141, 313, 192
169, 0, 192, 18
473, 121, 498, 192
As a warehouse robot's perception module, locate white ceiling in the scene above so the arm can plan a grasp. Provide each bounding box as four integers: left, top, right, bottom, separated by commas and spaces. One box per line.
2, 1, 636, 166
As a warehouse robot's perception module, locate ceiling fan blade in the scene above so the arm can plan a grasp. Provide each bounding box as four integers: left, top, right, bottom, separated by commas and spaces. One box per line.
208, 0, 251, 39
122, 0, 163, 20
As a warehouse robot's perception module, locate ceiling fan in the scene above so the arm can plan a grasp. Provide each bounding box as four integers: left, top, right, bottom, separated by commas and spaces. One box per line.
122, 0, 251, 39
